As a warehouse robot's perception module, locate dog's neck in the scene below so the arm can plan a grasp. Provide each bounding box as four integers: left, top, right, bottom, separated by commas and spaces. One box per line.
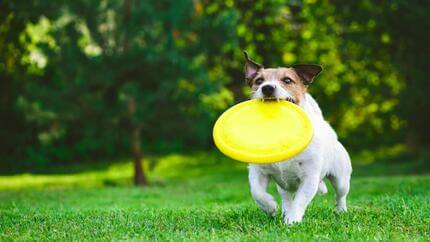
298, 95, 307, 110
298, 93, 324, 123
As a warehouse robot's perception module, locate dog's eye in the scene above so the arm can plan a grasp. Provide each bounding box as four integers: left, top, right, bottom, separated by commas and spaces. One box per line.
255, 78, 264, 85
282, 77, 293, 84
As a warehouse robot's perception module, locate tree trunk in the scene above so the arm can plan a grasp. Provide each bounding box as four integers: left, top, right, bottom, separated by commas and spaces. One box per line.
406, 129, 420, 154
121, 0, 147, 186
128, 98, 148, 186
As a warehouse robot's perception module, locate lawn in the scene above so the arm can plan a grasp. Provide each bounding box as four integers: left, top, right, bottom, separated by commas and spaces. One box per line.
0, 152, 429, 241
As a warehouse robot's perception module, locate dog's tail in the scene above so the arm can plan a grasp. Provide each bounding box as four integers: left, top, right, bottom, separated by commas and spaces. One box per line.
317, 180, 328, 195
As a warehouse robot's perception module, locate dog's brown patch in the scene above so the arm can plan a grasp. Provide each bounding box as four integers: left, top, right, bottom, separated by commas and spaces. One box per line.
250, 67, 308, 103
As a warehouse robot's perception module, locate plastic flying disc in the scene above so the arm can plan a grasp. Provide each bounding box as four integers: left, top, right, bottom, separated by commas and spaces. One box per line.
213, 99, 313, 163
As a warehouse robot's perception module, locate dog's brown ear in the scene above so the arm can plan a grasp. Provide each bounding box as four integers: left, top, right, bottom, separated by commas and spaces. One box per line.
244, 51, 263, 86
292, 64, 322, 85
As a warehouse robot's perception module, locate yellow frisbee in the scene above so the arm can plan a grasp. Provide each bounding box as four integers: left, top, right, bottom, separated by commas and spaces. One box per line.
213, 99, 313, 163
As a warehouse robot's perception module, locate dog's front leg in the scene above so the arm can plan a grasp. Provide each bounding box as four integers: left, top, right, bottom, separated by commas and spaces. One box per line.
248, 165, 277, 216
284, 175, 319, 224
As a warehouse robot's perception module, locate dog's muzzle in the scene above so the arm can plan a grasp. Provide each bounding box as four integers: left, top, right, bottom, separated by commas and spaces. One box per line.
260, 84, 296, 104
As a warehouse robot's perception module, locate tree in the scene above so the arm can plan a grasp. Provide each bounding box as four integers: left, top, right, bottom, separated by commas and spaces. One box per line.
8, 0, 237, 183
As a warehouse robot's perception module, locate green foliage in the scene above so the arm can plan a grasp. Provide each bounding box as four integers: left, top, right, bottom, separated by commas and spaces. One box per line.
0, 154, 429, 240
1, 0, 429, 167
2, 0, 238, 166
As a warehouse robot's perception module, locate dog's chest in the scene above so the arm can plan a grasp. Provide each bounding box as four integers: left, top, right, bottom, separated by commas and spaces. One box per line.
257, 135, 321, 191
259, 158, 305, 191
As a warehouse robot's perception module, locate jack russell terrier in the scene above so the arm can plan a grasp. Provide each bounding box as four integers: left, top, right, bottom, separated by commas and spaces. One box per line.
244, 52, 352, 225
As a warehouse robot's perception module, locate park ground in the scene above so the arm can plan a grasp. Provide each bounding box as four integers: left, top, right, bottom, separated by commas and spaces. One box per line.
0, 152, 429, 241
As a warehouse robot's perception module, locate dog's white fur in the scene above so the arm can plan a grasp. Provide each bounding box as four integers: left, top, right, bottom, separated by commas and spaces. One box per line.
249, 82, 352, 225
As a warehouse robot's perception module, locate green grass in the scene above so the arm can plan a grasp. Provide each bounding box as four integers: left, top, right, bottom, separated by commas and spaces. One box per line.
1, 152, 429, 241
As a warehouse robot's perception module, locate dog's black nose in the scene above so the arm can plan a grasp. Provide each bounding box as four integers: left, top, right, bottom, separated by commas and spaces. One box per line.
262, 85, 275, 97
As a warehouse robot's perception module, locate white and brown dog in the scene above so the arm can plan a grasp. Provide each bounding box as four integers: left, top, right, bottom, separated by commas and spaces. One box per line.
244, 52, 352, 225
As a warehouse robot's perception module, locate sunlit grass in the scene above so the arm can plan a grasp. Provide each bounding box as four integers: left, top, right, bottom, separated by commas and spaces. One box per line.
0, 152, 245, 190
0, 162, 133, 190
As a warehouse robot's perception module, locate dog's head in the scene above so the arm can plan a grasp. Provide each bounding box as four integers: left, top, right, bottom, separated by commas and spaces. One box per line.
244, 51, 322, 105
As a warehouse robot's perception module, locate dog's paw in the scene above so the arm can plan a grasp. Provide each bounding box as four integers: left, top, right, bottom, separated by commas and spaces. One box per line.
261, 200, 278, 217
335, 205, 347, 213
284, 210, 303, 225
335, 198, 347, 212
257, 199, 277, 217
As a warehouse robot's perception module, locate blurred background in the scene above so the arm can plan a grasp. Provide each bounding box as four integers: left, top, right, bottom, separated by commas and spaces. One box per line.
1, 0, 430, 187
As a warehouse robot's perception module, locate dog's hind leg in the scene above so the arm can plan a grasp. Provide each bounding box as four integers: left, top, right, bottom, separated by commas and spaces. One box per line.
317, 180, 328, 195
329, 174, 350, 212
248, 165, 278, 216
328, 142, 352, 212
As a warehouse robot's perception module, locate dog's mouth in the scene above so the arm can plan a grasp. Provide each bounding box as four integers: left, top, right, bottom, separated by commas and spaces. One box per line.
262, 97, 296, 104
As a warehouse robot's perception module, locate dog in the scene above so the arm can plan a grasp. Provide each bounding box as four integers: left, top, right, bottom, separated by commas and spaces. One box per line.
243, 52, 352, 225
